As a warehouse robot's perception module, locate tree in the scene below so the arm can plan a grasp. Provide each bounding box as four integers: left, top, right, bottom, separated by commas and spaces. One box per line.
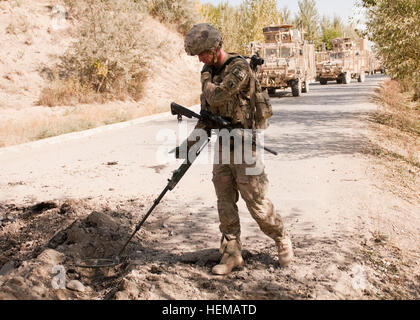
322, 27, 342, 50
200, 0, 281, 54
201, 1, 242, 52
295, 0, 319, 43
360, 0, 419, 99
319, 15, 348, 50
280, 6, 292, 24
239, 0, 281, 45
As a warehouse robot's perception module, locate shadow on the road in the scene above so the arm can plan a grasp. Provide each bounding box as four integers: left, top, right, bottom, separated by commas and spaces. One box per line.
263, 110, 372, 160
152, 113, 371, 161
148, 76, 380, 162
271, 91, 376, 106
309, 83, 379, 90
270, 109, 371, 126
263, 132, 366, 160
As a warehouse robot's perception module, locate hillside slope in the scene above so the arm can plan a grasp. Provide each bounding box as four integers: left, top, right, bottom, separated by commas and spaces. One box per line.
0, 0, 201, 146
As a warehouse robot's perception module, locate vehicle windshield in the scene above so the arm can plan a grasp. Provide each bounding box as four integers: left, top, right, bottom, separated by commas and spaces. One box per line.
330, 52, 345, 59
264, 48, 278, 57
280, 47, 293, 57
316, 53, 330, 62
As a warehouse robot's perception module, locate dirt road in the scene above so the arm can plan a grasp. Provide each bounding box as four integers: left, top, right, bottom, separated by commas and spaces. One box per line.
0, 74, 418, 300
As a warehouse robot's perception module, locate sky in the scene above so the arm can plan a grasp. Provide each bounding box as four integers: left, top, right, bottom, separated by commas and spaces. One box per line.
199, 0, 360, 24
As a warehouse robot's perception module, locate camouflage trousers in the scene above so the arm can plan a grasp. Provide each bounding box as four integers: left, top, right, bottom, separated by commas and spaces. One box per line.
212, 148, 285, 246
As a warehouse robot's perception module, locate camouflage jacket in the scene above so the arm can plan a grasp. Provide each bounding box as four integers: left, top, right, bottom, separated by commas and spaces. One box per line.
197, 53, 254, 131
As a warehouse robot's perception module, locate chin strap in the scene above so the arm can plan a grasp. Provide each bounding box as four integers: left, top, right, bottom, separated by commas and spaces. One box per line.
212, 42, 223, 65
213, 50, 218, 65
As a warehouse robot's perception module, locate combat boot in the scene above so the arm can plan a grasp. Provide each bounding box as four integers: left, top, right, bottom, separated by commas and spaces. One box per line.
212, 236, 244, 275
275, 236, 294, 267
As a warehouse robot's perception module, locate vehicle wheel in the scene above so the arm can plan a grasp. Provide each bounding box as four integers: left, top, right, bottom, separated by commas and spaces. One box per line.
291, 79, 302, 96
342, 72, 351, 84
267, 88, 276, 96
320, 79, 328, 85
336, 78, 343, 84
302, 80, 310, 93
380, 68, 385, 74
358, 72, 365, 83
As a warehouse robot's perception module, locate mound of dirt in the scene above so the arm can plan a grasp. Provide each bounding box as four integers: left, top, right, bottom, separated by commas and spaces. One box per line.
0, 199, 87, 266
0, 202, 145, 300
0, 196, 223, 300
53, 210, 134, 261
0, 248, 66, 299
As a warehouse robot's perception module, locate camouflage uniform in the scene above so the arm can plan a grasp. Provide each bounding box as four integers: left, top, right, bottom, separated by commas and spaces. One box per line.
184, 24, 293, 274
198, 53, 286, 244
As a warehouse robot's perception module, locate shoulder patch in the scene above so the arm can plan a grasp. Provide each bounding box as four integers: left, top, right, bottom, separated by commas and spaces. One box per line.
231, 66, 247, 81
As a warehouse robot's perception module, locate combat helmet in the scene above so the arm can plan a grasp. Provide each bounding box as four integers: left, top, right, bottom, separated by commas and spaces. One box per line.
184, 23, 222, 56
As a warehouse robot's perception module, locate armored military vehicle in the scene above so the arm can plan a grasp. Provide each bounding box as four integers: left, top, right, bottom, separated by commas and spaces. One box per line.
368, 53, 385, 74
255, 25, 316, 97
316, 38, 369, 85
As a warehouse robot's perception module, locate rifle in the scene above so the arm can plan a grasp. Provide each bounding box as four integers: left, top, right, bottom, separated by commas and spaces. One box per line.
170, 102, 278, 156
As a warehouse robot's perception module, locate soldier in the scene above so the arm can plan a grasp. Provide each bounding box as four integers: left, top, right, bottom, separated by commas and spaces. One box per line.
183, 23, 294, 275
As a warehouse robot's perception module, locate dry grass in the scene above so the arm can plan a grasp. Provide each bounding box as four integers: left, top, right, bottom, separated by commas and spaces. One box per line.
373, 80, 420, 136
0, 102, 166, 148
40, 0, 196, 107
37, 77, 96, 107
361, 241, 416, 300
0, 0, 23, 8
364, 81, 420, 299
41, 0, 151, 106
367, 79, 420, 204
36, 71, 148, 107
372, 79, 420, 167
